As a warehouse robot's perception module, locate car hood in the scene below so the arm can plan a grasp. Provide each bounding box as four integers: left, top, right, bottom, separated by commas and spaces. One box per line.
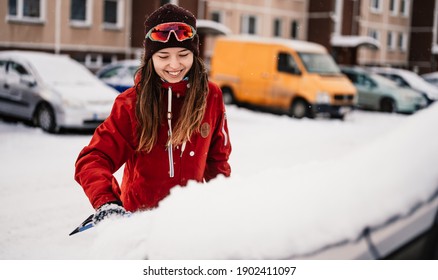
49, 81, 118, 103
380, 84, 421, 98
412, 80, 438, 99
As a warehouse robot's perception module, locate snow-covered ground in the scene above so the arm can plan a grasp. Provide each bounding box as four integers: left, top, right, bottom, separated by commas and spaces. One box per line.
1, 104, 437, 259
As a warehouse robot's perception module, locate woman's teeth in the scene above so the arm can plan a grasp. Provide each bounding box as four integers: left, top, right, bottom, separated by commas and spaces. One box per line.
168, 71, 181, 76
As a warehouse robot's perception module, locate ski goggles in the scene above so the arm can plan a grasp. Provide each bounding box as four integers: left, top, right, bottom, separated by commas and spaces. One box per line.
146, 22, 196, 43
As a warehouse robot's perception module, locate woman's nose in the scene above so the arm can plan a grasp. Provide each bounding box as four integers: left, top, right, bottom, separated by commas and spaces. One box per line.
169, 55, 180, 69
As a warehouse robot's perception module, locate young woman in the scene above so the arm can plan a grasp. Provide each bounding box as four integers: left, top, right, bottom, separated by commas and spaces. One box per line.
74, 4, 231, 224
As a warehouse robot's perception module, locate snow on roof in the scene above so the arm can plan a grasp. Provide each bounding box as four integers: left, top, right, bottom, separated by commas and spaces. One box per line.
196, 19, 232, 35
218, 35, 327, 53
331, 35, 380, 49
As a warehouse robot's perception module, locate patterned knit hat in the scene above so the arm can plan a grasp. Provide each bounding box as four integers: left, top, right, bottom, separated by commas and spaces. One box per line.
144, 4, 199, 61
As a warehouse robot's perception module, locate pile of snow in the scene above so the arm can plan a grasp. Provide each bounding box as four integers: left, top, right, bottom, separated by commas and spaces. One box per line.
1, 103, 437, 259
85, 104, 438, 259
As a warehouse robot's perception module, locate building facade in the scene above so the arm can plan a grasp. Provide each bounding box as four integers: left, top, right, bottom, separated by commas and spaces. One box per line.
0, 0, 133, 71
2, 0, 437, 74
202, 0, 308, 63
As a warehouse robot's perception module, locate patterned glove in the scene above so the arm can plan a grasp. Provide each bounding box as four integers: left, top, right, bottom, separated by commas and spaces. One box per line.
93, 202, 131, 225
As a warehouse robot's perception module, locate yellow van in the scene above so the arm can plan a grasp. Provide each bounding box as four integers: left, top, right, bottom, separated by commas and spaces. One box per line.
210, 35, 357, 119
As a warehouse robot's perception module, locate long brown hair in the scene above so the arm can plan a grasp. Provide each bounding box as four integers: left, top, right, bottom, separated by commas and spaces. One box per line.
135, 56, 209, 152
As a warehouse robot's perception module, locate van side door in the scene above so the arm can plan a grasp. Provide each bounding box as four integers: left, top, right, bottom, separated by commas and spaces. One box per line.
270, 51, 301, 109
238, 43, 270, 105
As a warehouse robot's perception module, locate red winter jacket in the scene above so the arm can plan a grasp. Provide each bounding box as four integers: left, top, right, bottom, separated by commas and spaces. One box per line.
74, 80, 231, 212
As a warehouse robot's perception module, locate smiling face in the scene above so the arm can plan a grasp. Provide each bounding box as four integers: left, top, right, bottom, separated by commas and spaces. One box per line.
151, 47, 194, 83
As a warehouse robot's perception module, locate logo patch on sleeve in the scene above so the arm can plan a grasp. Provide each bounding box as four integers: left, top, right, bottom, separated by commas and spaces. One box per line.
200, 122, 210, 138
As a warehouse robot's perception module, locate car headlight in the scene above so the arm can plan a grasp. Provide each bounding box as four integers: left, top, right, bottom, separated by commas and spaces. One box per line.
63, 98, 85, 108
316, 92, 330, 104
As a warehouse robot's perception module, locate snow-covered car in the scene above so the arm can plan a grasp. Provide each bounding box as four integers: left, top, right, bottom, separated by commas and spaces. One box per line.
341, 66, 427, 114
96, 59, 140, 93
0, 51, 118, 133
368, 67, 438, 105
421, 71, 438, 88
86, 102, 438, 260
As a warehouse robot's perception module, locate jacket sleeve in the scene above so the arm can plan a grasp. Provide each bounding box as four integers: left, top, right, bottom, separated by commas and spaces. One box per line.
204, 84, 232, 181
74, 90, 137, 209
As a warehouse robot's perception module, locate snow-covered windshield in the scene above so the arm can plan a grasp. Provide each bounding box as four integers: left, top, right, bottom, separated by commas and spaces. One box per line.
298, 52, 341, 75
371, 72, 399, 88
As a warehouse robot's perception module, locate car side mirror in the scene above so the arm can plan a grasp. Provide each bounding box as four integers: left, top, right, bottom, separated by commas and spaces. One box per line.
20, 75, 37, 87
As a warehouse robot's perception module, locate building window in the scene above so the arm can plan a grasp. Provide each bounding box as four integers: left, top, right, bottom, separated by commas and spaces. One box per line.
387, 31, 396, 50
8, 0, 45, 22
398, 32, 407, 51
103, 0, 123, 29
70, 0, 92, 26
389, 0, 398, 15
291, 20, 298, 39
85, 53, 103, 70
369, 29, 380, 41
211, 11, 222, 23
241, 15, 257, 35
274, 18, 282, 37
400, 0, 410, 16
370, 0, 382, 13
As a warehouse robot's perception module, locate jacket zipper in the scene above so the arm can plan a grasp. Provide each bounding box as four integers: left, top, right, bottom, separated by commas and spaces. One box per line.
167, 87, 174, 178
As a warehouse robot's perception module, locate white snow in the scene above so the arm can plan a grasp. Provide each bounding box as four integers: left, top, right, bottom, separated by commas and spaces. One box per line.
330, 35, 380, 49
1, 103, 438, 260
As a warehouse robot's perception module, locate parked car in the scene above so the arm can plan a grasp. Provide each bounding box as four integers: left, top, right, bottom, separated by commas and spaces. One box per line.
341, 66, 427, 113
96, 59, 140, 93
210, 35, 357, 119
0, 51, 118, 133
421, 71, 438, 88
368, 67, 438, 105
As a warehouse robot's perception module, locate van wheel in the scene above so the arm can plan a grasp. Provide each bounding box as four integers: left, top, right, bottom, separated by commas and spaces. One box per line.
222, 88, 235, 105
380, 98, 396, 113
35, 103, 57, 133
290, 99, 309, 119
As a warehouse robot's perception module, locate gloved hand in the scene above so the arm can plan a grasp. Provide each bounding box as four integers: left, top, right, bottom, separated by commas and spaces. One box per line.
93, 202, 131, 225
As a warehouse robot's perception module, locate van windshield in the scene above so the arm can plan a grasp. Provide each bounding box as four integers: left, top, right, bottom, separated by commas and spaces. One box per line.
298, 52, 341, 75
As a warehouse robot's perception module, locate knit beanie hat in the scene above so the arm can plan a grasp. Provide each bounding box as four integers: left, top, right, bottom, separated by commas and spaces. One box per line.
144, 4, 199, 61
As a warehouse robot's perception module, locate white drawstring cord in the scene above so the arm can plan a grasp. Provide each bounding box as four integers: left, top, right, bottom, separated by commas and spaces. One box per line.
167, 87, 174, 178
180, 141, 186, 157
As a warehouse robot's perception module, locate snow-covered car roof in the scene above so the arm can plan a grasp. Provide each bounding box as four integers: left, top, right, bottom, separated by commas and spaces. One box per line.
368, 67, 438, 100
218, 35, 328, 53
0, 50, 103, 86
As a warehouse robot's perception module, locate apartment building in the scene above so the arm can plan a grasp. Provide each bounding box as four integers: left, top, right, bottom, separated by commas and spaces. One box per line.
307, 0, 411, 69
205, 0, 433, 75
0, 0, 133, 71
357, 0, 411, 68
2, 0, 436, 74
0, 0, 228, 70
202, 0, 308, 63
